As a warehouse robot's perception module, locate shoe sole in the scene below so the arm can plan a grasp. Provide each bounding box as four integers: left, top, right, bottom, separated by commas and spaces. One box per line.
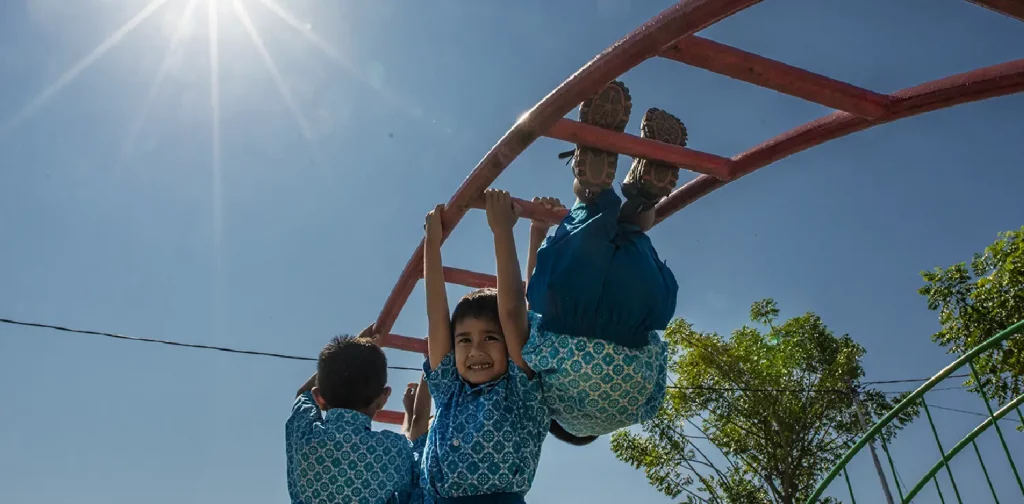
573, 81, 632, 193
623, 108, 686, 201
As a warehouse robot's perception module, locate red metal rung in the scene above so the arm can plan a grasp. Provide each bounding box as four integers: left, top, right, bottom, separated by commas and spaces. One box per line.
661, 36, 890, 119
653, 58, 1024, 223
373, 410, 404, 425
442, 266, 497, 289
383, 333, 427, 354
967, 0, 1024, 22
470, 194, 568, 226
545, 118, 733, 179
440, 266, 528, 293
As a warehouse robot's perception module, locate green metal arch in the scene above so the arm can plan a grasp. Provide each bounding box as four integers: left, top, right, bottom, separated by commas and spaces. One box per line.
806, 320, 1024, 503
902, 393, 1024, 501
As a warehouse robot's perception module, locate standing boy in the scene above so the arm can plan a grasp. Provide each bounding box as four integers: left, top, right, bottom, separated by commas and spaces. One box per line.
286, 325, 421, 504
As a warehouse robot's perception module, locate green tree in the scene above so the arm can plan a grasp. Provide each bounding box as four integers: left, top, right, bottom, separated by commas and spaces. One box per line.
611, 299, 917, 504
919, 225, 1024, 405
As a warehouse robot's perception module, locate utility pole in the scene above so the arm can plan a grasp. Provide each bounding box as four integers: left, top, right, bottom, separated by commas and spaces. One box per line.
851, 385, 896, 504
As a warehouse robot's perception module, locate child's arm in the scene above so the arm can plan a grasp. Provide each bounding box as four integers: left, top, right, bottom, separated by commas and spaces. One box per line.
525, 197, 563, 289
401, 382, 417, 435
484, 189, 532, 375
407, 375, 432, 441
296, 373, 317, 398
288, 373, 322, 434
424, 205, 452, 370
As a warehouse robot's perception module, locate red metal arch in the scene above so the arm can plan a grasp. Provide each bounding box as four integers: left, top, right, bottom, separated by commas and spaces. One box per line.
371, 0, 1024, 425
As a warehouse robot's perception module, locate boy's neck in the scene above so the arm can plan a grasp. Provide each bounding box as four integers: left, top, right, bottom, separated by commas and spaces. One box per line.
322, 405, 378, 419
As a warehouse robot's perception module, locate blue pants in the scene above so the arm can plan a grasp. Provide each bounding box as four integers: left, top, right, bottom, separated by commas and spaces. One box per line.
526, 189, 678, 348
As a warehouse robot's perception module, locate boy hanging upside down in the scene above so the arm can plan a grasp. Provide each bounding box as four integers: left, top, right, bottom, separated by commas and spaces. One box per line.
489, 80, 683, 444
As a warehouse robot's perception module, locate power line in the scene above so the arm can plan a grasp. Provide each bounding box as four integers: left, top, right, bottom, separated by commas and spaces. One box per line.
4, 318, 1011, 438
666, 384, 965, 395
927, 403, 1023, 425
883, 385, 963, 395
864, 375, 971, 385
0, 317, 422, 372
0, 317, 984, 385
668, 384, 842, 393
673, 330, 973, 394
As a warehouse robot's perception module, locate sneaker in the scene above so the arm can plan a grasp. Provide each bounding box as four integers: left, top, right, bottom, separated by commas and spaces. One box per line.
621, 108, 686, 208
564, 81, 632, 193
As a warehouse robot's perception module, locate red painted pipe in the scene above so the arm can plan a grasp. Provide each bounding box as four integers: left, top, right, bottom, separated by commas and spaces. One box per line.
442, 267, 497, 289
468, 194, 568, 226
653, 58, 1024, 223
385, 333, 427, 355
373, 410, 405, 425
373, 0, 763, 344
545, 118, 733, 178
967, 0, 1024, 22
661, 36, 890, 119
370, 0, 1024, 424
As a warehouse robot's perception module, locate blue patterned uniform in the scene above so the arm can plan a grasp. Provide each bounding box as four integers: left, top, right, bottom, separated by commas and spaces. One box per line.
525, 188, 676, 436
420, 353, 549, 502
524, 312, 667, 436
286, 392, 419, 504
410, 436, 428, 504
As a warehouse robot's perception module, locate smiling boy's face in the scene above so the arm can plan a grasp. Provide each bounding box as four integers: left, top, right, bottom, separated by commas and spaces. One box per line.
452, 316, 509, 385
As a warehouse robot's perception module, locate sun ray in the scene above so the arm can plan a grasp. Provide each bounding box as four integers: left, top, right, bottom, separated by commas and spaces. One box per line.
254, 0, 413, 116
0, 0, 172, 137
254, 0, 351, 71
209, 0, 224, 275
233, 0, 314, 141
123, 0, 202, 156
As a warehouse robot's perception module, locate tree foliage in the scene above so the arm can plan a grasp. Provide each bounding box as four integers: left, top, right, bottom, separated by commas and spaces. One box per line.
919, 225, 1024, 405
611, 299, 918, 504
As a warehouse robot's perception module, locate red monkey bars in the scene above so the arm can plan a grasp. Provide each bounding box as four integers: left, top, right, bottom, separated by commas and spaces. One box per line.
370, 0, 1024, 424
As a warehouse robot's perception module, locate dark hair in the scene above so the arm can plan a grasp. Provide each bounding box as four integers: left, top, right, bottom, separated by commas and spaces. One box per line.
450, 288, 501, 337
548, 420, 599, 446
316, 335, 388, 410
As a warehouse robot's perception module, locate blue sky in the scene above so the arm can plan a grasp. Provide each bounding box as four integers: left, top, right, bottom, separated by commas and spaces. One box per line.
1, 0, 1022, 502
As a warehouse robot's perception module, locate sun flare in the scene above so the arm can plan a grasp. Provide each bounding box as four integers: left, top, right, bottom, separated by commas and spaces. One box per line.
1, 0, 443, 268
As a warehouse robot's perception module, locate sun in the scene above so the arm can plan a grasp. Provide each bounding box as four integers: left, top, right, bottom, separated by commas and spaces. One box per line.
0, 0, 431, 266
1, 0, 321, 136
0, 0, 326, 265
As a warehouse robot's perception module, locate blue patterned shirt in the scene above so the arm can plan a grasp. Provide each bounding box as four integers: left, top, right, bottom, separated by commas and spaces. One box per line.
420, 353, 549, 500
410, 436, 428, 504
286, 392, 419, 504
522, 311, 668, 436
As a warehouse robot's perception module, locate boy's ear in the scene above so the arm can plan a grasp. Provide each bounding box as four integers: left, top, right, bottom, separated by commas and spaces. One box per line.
373, 386, 393, 412
311, 387, 329, 410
